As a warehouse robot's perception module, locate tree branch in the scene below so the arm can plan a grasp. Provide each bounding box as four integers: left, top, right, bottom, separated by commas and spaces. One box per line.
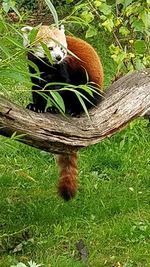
0, 68, 150, 154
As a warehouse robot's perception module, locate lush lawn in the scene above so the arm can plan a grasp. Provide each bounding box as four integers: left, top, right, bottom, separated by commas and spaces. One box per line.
0, 27, 150, 267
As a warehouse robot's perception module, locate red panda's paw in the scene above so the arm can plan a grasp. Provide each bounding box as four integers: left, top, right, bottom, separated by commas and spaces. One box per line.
58, 178, 77, 201
46, 106, 59, 114
67, 109, 81, 118
26, 103, 45, 113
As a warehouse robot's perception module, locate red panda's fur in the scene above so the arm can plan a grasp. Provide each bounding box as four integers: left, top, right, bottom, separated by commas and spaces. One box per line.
66, 36, 104, 87
57, 152, 78, 201
57, 36, 104, 200
23, 24, 104, 200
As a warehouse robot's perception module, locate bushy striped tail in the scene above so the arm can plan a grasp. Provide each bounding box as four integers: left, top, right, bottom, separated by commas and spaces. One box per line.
57, 152, 78, 201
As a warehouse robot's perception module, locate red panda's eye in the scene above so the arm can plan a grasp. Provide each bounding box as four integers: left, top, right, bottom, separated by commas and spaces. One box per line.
49, 47, 53, 51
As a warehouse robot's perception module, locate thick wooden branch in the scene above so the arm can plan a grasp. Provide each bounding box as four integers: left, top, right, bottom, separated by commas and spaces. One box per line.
0, 68, 150, 154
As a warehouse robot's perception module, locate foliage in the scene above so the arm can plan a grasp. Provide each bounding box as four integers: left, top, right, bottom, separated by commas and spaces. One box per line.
1, 0, 76, 11
1, 0, 149, 76
1, 0, 21, 17
63, 0, 150, 75
0, 3, 150, 266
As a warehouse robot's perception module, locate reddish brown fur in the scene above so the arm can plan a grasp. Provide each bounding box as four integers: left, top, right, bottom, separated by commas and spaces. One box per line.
57, 152, 78, 201
57, 36, 104, 200
66, 36, 104, 88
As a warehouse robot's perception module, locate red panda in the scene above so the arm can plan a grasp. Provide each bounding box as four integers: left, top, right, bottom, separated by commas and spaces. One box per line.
66, 35, 103, 87
22, 25, 104, 201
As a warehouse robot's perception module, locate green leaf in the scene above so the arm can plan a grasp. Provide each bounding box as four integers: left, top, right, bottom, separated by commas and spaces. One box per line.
124, 0, 134, 7
81, 11, 94, 23
119, 26, 130, 36
131, 20, 145, 32
100, 3, 112, 15
6, 37, 24, 49
29, 27, 39, 44
102, 18, 114, 32
2, 2, 10, 13
116, 0, 124, 4
27, 60, 41, 76
140, 11, 150, 29
79, 85, 93, 97
75, 93, 90, 119
44, 0, 59, 28
134, 40, 147, 54
50, 91, 65, 113
40, 42, 53, 64
0, 42, 11, 57
86, 26, 97, 38
135, 58, 145, 70
0, 69, 28, 84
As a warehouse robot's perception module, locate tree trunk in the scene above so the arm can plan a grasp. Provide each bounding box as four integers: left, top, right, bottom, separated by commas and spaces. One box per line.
0, 68, 150, 154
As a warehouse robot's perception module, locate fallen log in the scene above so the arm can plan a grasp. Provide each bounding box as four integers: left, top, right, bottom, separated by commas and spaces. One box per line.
0, 68, 150, 154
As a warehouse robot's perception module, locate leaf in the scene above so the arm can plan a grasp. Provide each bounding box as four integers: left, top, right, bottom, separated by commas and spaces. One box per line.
100, 3, 112, 15
40, 42, 53, 64
134, 40, 147, 54
135, 58, 145, 70
44, 0, 59, 27
6, 37, 24, 49
2, 2, 10, 13
119, 26, 130, 36
0, 69, 28, 84
27, 60, 40, 75
102, 18, 114, 32
29, 27, 39, 44
131, 20, 144, 32
81, 11, 94, 23
75, 93, 90, 119
140, 10, 150, 29
80, 85, 93, 96
50, 91, 65, 112
124, 0, 134, 7
86, 26, 97, 38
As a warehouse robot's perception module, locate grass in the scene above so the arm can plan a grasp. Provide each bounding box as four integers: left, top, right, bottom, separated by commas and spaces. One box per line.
0, 23, 150, 267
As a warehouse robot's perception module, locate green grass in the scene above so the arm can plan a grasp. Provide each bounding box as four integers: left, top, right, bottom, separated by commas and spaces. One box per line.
0, 25, 150, 267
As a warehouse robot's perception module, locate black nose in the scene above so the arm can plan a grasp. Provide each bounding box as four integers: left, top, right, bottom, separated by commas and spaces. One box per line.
56, 55, 62, 61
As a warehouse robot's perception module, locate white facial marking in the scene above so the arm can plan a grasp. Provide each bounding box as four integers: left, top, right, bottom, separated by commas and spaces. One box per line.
21, 25, 67, 63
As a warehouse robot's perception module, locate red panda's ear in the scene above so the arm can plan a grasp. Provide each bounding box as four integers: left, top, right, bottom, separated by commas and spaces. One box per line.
60, 25, 65, 34
21, 26, 33, 34
21, 26, 33, 47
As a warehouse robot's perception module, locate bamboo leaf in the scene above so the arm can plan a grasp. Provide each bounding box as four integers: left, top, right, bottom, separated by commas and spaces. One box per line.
44, 0, 59, 27
50, 91, 65, 112
40, 42, 53, 64
29, 27, 39, 44
27, 60, 41, 75
6, 37, 24, 49
75, 93, 90, 119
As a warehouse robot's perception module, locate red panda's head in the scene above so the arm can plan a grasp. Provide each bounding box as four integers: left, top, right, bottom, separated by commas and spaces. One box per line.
21, 25, 67, 64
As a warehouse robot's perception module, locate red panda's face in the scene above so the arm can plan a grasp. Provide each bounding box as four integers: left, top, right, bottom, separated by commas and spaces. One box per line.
21, 25, 67, 64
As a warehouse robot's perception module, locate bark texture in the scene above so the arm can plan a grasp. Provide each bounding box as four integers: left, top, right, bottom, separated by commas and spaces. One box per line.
0, 68, 150, 154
